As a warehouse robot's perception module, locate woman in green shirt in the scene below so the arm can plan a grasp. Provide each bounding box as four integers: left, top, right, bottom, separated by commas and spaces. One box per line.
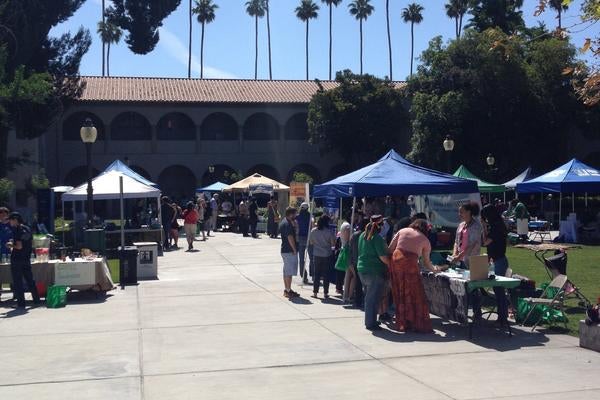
357, 215, 390, 331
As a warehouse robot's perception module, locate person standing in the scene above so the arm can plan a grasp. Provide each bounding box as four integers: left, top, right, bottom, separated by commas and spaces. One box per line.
267, 197, 278, 238
6, 212, 40, 308
238, 198, 250, 237
182, 202, 199, 251
348, 219, 366, 308
388, 219, 440, 333
296, 202, 311, 282
209, 194, 219, 234
248, 197, 259, 238
170, 201, 182, 249
196, 198, 207, 241
279, 207, 300, 299
160, 197, 174, 250
309, 215, 336, 299
511, 198, 530, 243
0, 207, 12, 262
357, 215, 390, 331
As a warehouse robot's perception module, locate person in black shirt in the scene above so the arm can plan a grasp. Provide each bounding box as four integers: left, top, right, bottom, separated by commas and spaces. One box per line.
160, 196, 175, 250
248, 197, 259, 238
481, 204, 510, 323
7, 212, 40, 308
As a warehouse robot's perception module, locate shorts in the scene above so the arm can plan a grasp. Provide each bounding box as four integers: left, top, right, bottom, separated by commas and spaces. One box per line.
184, 223, 196, 238
281, 252, 298, 277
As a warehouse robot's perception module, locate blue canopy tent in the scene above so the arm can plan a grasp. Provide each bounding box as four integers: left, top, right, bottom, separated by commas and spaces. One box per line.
516, 159, 600, 218
314, 150, 478, 198
103, 159, 157, 187
196, 181, 228, 192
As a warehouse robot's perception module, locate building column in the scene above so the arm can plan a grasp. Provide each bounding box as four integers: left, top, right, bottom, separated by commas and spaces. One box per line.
196, 124, 202, 153
104, 124, 110, 154
238, 124, 244, 153
151, 125, 158, 154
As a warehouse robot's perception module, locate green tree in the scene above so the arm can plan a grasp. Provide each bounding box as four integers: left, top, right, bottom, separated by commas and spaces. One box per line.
467, 0, 524, 35
0, 178, 15, 205
307, 70, 409, 168
246, 0, 266, 80
97, 14, 123, 77
110, 0, 181, 54
296, 0, 320, 80
445, 0, 470, 38
406, 29, 582, 176
321, 0, 343, 80
548, 0, 569, 29
348, 0, 374, 75
193, 0, 218, 79
402, 3, 424, 77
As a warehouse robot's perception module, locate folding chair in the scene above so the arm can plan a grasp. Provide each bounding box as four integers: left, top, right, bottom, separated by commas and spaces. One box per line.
520, 274, 568, 332
483, 267, 513, 321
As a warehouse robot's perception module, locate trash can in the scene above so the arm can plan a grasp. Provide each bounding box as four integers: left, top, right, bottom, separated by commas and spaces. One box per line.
133, 242, 158, 279
118, 246, 138, 286
85, 229, 106, 255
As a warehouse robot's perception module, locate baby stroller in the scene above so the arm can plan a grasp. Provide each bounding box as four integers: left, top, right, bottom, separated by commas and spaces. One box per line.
535, 249, 591, 308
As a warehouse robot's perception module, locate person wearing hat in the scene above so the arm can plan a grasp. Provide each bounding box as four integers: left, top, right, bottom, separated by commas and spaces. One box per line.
6, 212, 41, 308
357, 215, 390, 331
296, 202, 311, 282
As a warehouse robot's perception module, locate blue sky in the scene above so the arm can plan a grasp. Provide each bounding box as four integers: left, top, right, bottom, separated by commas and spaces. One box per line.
52, 0, 593, 81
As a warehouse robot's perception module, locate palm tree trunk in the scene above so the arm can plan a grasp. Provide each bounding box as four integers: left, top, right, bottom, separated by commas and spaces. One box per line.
558, 9, 562, 30
359, 19, 363, 75
254, 15, 258, 80
101, 0, 106, 76
386, 0, 392, 80
188, 0, 192, 78
410, 22, 414, 76
266, 0, 272, 80
107, 42, 111, 77
459, 13, 464, 37
305, 21, 309, 80
328, 4, 333, 80
455, 17, 459, 39
200, 22, 205, 79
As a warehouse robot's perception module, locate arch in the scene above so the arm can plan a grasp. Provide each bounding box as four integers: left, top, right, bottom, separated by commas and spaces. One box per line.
158, 165, 197, 201
63, 166, 100, 187
284, 113, 309, 140
129, 165, 152, 181
62, 111, 106, 141
243, 113, 280, 140
201, 112, 239, 140
110, 111, 151, 140
157, 112, 195, 140
201, 164, 239, 186
287, 163, 322, 184
247, 164, 280, 182
328, 164, 350, 181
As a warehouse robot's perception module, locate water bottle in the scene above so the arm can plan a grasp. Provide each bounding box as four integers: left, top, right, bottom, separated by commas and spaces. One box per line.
489, 261, 495, 278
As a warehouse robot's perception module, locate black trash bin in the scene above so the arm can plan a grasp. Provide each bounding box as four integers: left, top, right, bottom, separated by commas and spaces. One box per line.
119, 246, 139, 286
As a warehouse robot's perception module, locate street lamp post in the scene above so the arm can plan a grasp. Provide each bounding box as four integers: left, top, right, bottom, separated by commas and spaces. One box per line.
80, 118, 98, 228
443, 135, 455, 173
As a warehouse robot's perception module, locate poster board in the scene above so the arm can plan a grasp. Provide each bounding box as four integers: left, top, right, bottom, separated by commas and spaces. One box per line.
413, 193, 481, 228
54, 261, 96, 286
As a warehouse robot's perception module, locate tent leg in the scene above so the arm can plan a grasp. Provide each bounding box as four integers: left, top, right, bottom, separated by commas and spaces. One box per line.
572, 192, 575, 214
585, 192, 588, 208
559, 193, 562, 222
350, 197, 357, 229
339, 198, 343, 226
119, 176, 125, 249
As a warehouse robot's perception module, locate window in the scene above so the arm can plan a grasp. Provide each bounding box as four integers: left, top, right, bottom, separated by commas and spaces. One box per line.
111, 112, 151, 140
284, 113, 309, 140
243, 113, 280, 140
62, 112, 105, 141
157, 112, 196, 140
201, 112, 239, 140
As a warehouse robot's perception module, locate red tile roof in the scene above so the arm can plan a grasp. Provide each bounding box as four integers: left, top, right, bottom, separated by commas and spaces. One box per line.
78, 76, 405, 104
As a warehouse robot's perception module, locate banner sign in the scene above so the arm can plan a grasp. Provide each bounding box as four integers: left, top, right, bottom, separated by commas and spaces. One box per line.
289, 182, 309, 209
249, 184, 274, 195
413, 193, 481, 228
323, 196, 340, 221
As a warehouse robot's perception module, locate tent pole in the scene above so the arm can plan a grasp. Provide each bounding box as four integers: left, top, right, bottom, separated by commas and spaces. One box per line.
62, 200, 65, 246
119, 176, 125, 249
339, 197, 343, 226
157, 195, 163, 248
559, 193, 562, 221
585, 192, 588, 208
350, 197, 357, 229
572, 192, 575, 214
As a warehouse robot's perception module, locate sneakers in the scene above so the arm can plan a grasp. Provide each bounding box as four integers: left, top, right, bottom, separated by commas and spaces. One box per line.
284, 290, 300, 299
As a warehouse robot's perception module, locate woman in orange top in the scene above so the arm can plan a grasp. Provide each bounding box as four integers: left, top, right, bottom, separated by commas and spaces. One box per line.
388, 219, 440, 333
182, 202, 199, 251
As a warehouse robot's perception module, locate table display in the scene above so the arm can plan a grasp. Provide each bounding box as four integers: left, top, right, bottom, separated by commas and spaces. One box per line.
422, 270, 521, 337
105, 228, 162, 247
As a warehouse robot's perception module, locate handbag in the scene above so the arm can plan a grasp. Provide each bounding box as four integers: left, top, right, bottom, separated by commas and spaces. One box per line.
334, 245, 350, 271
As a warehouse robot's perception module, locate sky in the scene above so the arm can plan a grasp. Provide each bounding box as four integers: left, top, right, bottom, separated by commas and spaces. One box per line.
52, 0, 594, 81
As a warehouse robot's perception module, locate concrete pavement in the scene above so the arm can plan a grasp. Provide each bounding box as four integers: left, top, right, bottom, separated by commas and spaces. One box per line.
0, 232, 598, 399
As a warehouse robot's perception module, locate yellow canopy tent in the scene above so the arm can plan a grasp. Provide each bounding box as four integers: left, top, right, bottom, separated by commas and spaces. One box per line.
223, 173, 290, 193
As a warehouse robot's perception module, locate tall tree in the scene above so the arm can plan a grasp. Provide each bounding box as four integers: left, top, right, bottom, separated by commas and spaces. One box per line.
348, 0, 374, 75
266, 0, 272, 79
402, 3, 424, 77
188, 0, 193, 78
321, 0, 343, 80
386, 0, 393, 80
102, 0, 106, 76
467, 0, 524, 35
296, 0, 320, 80
548, 0, 569, 30
246, 0, 266, 80
193, 0, 218, 79
97, 17, 123, 77
445, 0, 469, 38
110, 0, 181, 54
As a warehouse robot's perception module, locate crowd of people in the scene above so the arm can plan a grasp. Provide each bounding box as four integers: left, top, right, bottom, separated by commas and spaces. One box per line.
278, 200, 511, 333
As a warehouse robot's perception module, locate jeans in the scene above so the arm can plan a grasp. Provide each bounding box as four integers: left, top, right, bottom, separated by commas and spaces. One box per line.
313, 256, 331, 295
359, 272, 385, 328
11, 261, 40, 307
471, 256, 509, 321
353, 264, 363, 307
249, 218, 258, 238
298, 237, 307, 276
239, 216, 249, 236
162, 226, 170, 249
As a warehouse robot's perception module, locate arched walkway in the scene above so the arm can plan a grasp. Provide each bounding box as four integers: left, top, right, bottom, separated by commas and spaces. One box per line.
284, 113, 309, 140
63, 166, 101, 187
111, 112, 151, 140
129, 165, 152, 181
63, 111, 105, 141
243, 113, 280, 140
247, 164, 281, 182
287, 163, 321, 184
158, 165, 197, 201
201, 164, 239, 186
201, 112, 239, 140
157, 112, 196, 140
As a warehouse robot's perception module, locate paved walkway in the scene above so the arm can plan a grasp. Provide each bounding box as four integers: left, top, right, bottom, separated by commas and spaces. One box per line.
1, 232, 599, 399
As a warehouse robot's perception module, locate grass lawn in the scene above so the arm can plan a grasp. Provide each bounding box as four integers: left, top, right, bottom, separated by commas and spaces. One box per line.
506, 245, 600, 336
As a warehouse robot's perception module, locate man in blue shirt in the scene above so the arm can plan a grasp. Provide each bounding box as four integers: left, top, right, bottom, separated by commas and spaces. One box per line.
0, 207, 12, 261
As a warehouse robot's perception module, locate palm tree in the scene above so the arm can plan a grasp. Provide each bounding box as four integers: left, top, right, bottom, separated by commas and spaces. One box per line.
348, 0, 374, 75
549, 0, 568, 30
101, 0, 106, 76
386, 0, 392, 80
321, 0, 343, 80
266, 0, 272, 79
193, 0, 218, 79
97, 20, 122, 77
246, 0, 266, 80
402, 3, 424, 77
296, 0, 319, 80
447, 0, 469, 38
188, 0, 193, 78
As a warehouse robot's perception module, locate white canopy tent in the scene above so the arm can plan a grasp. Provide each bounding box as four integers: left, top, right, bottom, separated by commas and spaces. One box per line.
224, 173, 290, 193
62, 171, 162, 248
